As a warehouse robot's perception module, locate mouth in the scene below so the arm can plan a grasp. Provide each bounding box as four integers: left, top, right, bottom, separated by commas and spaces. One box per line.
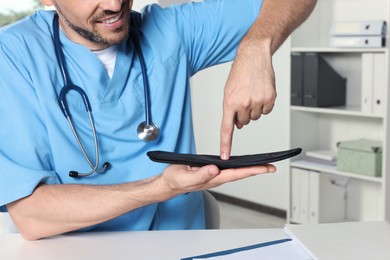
97, 10, 124, 25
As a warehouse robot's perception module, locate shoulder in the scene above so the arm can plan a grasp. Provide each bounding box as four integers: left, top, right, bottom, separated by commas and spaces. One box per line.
135, 2, 219, 49
140, 0, 262, 21
0, 10, 55, 56
137, 0, 261, 39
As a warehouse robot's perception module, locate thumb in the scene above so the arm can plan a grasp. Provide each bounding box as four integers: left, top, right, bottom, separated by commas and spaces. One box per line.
192, 165, 220, 183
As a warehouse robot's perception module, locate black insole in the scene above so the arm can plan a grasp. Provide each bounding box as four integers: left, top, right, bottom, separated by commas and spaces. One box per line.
147, 148, 302, 169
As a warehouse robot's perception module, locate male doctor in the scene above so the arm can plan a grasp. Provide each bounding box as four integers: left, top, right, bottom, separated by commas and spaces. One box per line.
0, 0, 316, 240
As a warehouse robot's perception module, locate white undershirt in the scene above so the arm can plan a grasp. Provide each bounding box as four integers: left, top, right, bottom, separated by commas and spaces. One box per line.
93, 45, 118, 79
58, 24, 118, 79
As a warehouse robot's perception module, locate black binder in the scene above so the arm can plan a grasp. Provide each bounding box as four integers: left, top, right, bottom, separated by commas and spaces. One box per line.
291, 52, 304, 106
303, 53, 347, 107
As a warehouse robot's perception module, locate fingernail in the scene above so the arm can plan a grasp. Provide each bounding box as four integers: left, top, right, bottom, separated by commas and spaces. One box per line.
221, 153, 228, 160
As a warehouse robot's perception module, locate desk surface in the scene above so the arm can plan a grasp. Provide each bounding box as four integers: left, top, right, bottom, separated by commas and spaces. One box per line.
0, 229, 287, 260
1, 221, 390, 260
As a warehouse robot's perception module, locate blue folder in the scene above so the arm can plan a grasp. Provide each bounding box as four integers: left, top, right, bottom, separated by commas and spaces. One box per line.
181, 238, 292, 260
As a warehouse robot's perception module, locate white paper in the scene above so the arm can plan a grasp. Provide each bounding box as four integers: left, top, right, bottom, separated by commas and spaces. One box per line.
284, 226, 318, 260
284, 222, 390, 260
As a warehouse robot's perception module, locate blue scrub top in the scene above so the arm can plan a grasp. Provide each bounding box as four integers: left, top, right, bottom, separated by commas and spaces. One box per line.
0, 0, 262, 231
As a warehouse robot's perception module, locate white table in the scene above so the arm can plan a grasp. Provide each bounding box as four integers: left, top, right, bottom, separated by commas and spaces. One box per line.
0, 229, 287, 260
1, 221, 390, 260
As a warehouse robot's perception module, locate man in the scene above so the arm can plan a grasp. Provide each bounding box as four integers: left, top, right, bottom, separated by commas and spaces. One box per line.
0, 0, 316, 240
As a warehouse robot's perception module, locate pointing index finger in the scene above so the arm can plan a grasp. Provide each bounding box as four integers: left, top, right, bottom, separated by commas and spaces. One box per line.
220, 110, 235, 160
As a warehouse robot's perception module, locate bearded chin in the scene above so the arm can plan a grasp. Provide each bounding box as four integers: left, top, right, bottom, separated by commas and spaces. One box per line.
71, 25, 108, 44
58, 11, 129, 45
70, 23, 124, 45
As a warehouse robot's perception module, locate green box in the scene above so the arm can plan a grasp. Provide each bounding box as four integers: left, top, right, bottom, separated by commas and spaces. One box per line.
336, 139, 382, 177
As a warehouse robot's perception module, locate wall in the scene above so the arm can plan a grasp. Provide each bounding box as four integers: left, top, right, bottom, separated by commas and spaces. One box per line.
132, 1, 158, 11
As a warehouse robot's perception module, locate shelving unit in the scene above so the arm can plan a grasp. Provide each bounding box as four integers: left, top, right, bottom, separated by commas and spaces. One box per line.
288, 0, 390, 224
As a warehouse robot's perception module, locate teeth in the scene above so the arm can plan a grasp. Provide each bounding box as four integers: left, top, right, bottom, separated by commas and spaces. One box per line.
101, 14, 121, 24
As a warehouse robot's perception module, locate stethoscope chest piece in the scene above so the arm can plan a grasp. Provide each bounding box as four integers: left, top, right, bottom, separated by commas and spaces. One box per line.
130, 25, 160, 142
137, 121, 160, 142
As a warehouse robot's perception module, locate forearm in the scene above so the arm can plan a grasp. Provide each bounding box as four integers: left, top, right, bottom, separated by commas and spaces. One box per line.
240, 0, 317, 54
7, 175, 172, 240
7, 163, 274, 240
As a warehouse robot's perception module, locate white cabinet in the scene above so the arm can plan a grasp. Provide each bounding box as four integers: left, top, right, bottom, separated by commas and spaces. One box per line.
288, 0, 390, 223
291, 168, 347, 224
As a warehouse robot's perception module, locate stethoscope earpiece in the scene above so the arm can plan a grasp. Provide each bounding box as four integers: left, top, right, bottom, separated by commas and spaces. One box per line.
69, 162, 110, 178
69, 171, 79, 178
102, 162, 111, 170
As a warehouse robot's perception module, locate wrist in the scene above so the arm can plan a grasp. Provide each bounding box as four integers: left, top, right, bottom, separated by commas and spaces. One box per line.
237, 34, 273, 59
148, 174, 181, 202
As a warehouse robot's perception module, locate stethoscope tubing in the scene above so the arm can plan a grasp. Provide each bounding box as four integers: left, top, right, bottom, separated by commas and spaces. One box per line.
66, 111, 101, 173
130, 29, 152, 126
53, 15, 105, 177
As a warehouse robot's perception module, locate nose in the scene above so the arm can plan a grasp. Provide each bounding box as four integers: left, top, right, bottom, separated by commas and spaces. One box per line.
98, 0, 124, 12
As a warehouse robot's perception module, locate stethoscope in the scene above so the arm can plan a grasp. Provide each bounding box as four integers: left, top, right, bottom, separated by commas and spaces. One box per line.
52, 14, 160, 178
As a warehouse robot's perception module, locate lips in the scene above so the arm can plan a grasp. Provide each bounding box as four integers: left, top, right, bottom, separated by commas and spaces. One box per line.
97, 11, 123, 25
99, 13, 122, 24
